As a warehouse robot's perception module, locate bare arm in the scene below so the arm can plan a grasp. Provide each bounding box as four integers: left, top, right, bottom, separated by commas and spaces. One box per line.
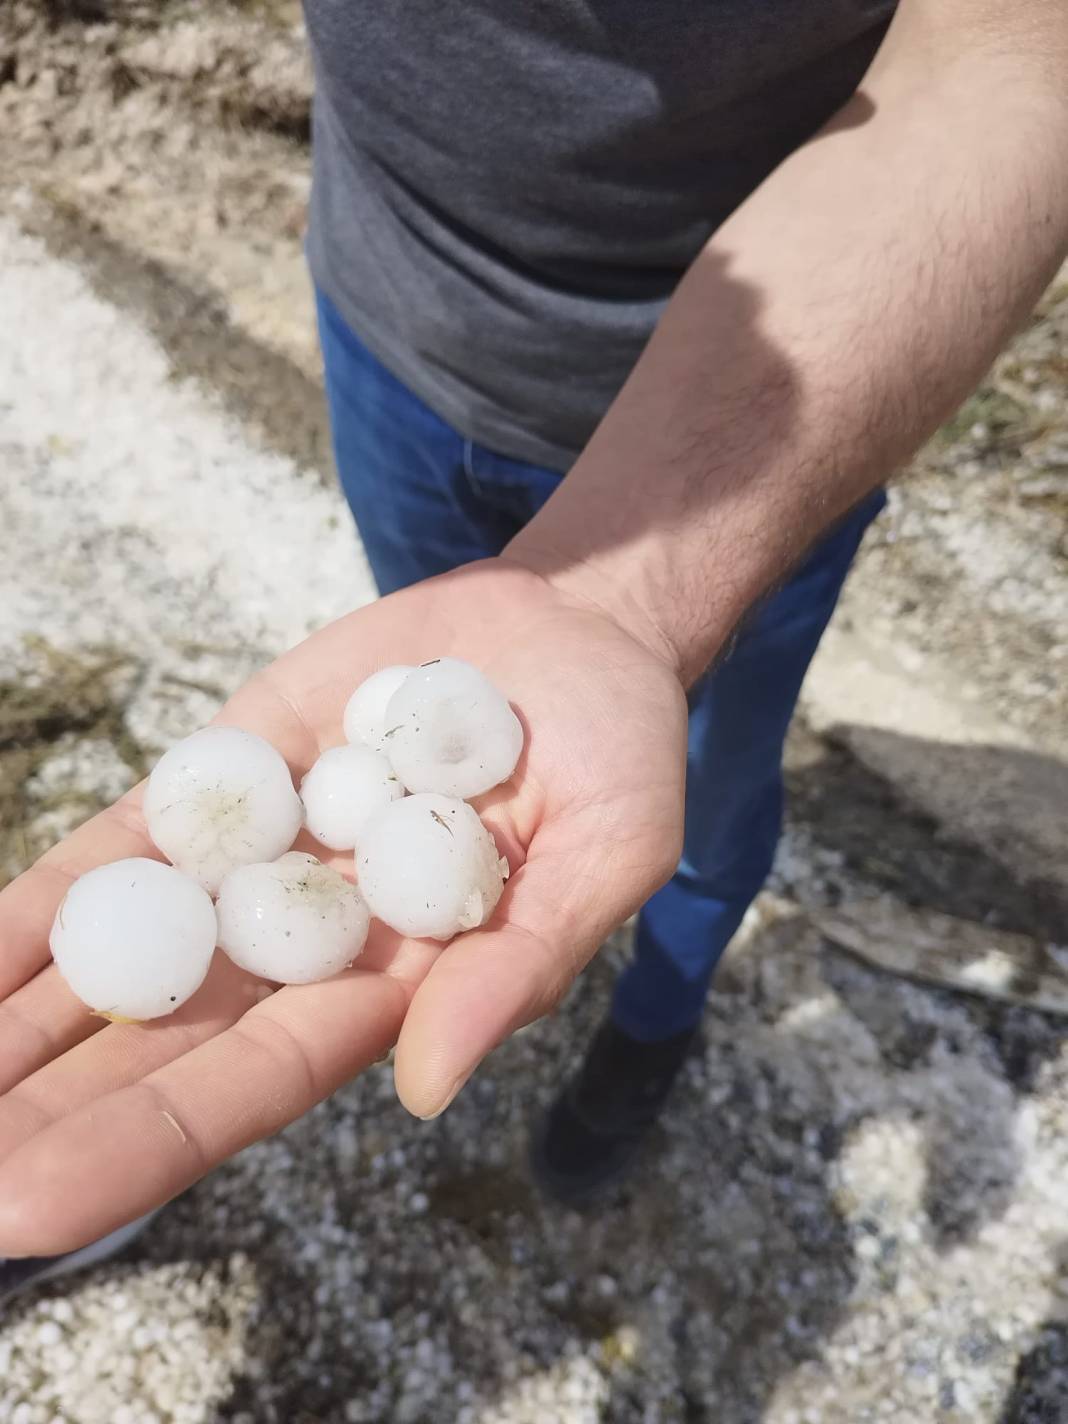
510, 0, 1068, 683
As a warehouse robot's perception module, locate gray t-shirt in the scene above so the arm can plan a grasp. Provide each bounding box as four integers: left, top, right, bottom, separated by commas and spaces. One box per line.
304, 1, 896, 471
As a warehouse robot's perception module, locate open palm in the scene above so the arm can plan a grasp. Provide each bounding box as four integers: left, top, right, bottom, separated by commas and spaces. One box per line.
0, 558, 686, 1255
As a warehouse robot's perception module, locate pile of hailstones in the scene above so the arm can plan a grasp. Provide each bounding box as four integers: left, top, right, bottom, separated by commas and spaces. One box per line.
50, 659, 521, 1022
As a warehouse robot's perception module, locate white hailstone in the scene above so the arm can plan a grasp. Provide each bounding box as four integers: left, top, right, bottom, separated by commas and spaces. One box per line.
216, 852, 370, 983
143, 726, 303, 895
382, 657, 523, 800
356, 792, 509, 941
50, 858, 217, 1020
300, 743, 403, 851
343, 665, 415, 751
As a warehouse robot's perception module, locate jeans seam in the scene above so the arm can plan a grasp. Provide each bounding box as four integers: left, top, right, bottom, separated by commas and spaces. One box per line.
461, 438, 484, 497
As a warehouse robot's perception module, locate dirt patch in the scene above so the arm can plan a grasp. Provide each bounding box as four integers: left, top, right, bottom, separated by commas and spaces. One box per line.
0, 640, 147, 884
2, 0, 320, 393
17, 195, 334, 476
784, 718, 1068, 942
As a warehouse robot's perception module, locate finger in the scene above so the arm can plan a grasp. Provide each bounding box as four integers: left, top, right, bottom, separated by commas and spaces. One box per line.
0, 914, 431, 1158
0, 965, 103, 1095
0, 954, 264, 1156
0, 964, 417, 1256
393, 808, 676, 1120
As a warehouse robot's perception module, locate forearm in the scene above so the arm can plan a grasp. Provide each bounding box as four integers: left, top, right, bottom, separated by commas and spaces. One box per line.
509, 0, 1068, 684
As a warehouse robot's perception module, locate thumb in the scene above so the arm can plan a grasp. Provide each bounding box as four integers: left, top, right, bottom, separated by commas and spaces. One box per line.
391, 817, 672, 1119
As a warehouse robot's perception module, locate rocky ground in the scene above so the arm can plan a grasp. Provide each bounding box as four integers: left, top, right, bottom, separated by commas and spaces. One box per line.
1, 4, 1067, 1422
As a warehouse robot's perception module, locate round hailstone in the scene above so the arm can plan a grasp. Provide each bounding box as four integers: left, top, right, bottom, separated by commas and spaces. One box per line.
143, 726, 303, 895
50, 858, 217, 1020
343, 665, 415, 751
356, 792, 509, 941
300, 744, 403, 851
216, 852, 370, 983
383, 658, 523, 799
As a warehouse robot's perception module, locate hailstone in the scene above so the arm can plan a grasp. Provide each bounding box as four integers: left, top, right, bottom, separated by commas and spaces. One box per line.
383, 658, 523, 799
143, 726, 303, 894
343, 665, 415, 751
356, 793, 509, 941
216, 852, 370, 983
50, 858, 217, 1020
300, 744, 402, 851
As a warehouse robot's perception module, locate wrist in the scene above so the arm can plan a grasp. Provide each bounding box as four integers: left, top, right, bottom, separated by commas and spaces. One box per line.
502, 532, 727, 687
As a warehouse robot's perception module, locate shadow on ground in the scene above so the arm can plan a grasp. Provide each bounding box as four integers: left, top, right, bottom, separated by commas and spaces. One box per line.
19, 199, 334, 480
788, 723, 1068, 1247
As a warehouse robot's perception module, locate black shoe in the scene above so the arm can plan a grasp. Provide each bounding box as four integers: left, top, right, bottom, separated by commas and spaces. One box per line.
530, 1017, 700, 1205
0, 1213, 158, 1310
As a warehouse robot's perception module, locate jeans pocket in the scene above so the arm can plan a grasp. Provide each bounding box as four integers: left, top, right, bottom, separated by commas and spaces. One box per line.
462, 438, 566, 524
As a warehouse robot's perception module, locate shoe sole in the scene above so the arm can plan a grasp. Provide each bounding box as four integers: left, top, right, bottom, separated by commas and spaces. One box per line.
527, 1115, 648, 1209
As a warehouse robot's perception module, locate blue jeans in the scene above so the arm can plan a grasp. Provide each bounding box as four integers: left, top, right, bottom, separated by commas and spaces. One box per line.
317, 290, 884, 1042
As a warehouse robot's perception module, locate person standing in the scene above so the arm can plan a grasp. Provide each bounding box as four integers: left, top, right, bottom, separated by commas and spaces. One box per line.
0, 0, 1065, 1277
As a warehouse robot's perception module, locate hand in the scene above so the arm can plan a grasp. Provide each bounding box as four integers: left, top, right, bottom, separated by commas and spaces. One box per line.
0, 558, 686, 1255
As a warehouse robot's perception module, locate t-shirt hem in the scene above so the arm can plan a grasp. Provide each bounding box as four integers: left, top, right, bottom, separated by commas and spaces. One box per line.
309, 259, 578, 476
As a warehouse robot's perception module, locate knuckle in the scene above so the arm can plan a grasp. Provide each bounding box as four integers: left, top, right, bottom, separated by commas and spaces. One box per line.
233, 1014, 318, 1104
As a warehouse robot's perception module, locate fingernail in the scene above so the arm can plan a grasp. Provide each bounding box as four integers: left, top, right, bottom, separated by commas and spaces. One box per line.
416, 1077, 465, 1121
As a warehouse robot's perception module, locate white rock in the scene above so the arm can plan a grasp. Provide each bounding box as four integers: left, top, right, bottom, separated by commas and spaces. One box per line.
383, 658, 522, 800
143, 726, 303, 894
49, 858, 217, 1019
343, 665, 415, 751
216, 852, 370, 983
300, 744, 402, 851
356, 793, 508, 941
